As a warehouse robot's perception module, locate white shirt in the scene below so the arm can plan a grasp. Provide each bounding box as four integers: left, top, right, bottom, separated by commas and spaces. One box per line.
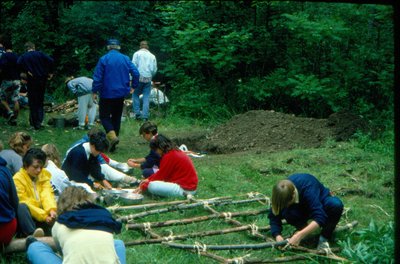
132, 48, 157, 79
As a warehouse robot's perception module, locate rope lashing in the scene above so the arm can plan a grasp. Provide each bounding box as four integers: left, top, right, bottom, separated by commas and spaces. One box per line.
193, 242, 207, 255
163, 230, 175, 242
222, 212, 232, 220
232, 254, 251, 264
249, 223, 259, 235
143, 222, 152, 233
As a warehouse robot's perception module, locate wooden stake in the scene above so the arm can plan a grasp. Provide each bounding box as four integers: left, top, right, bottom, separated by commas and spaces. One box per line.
118, 197, 267, 222
126, 209, 267, 230
125, 225, 271, 246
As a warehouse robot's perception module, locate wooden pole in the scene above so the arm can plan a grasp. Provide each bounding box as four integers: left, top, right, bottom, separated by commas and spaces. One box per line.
126, 208, 267, 230
125, 225, 271, 246
108, 196, 232, 213
118, 197, 268, 222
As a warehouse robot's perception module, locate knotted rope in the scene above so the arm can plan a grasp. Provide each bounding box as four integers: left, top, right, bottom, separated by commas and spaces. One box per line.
163, 230, 175, 242
193, 242, 207, 255
143, 222, 152, 233
249, 223, 259, 235
222, 212, 232, 220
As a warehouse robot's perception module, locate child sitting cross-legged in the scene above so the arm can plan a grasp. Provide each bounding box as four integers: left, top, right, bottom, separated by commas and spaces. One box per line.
134, 134, 198, 198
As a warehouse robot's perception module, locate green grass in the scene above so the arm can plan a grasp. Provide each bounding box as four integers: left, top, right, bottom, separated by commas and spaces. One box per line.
0, 109, 394, 263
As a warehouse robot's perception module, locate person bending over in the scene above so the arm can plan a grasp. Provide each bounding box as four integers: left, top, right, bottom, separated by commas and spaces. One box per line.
268, 173, 343, 251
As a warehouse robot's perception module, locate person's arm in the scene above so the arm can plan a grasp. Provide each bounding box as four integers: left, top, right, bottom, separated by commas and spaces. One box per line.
288, 221, 320, 246
92, 59, 104, 94
129, 60, 140, 89
268, 208, 284, 241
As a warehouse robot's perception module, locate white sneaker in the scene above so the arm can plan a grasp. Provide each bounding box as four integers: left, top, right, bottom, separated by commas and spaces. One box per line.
32, 228, 44, 238
317, 241, 332, 254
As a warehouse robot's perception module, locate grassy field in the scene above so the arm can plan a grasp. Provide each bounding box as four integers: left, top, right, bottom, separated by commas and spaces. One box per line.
0, 110, 394, 263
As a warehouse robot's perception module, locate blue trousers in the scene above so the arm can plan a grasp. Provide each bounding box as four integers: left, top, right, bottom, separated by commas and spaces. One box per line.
132, 81, 151, 119
283, 195, 343, 239
27, 239, 126, 264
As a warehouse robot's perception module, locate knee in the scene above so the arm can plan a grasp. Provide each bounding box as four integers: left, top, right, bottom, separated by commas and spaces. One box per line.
327, 197, 344, 216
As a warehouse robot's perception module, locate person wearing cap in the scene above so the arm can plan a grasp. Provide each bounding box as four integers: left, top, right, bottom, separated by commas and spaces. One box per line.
65, 76, 97, 130
131, 40, 157, 121
92, 39, 139, 152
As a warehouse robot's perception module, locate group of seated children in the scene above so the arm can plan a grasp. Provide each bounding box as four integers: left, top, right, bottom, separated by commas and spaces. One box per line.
0, 121, 343, 260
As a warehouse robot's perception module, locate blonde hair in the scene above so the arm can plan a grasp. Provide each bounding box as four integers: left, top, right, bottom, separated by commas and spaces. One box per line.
9, 132, 32, 155
57, 186, 94, 216
41, 143, 61, 167
271, 179, 295, 215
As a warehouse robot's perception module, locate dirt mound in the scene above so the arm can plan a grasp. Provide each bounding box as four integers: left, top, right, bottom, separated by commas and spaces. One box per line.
172, 110, 364, 154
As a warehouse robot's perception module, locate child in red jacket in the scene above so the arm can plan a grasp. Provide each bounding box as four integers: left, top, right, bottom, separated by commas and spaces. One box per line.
135, 134, 198, 197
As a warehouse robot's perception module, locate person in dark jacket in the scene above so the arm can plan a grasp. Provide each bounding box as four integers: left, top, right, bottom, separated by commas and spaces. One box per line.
127, 121, 160, 178
0, 40, 21, 125
17, 41, 54, 130
61, 130, 112, 190
268, 173, 343, 251
92, 39, 139, 152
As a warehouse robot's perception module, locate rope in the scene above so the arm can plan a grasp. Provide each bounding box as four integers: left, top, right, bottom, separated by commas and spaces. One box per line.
342, 207, 350, 222
193, 242, 207, 255
163, 230, 175, 242
143, 222, 152, 233
232, 254, 251, 264
222, 212, 232, 220
249, 223, 259, 235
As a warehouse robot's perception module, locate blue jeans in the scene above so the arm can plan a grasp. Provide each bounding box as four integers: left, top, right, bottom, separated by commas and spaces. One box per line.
27, 239, 126, 264
148, 181, 196, 198
132, 81, 151, 119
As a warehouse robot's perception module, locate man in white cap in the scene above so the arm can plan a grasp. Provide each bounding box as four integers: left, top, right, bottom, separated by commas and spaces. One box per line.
92, 39, 139, 152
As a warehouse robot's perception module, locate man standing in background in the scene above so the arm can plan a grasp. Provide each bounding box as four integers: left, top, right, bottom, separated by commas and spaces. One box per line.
17, 42, 54, 130
132, 40, 157, 121
92, 39, 139, 152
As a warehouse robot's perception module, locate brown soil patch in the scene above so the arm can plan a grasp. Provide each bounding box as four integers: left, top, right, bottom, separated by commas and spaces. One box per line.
172, 110, 365, 154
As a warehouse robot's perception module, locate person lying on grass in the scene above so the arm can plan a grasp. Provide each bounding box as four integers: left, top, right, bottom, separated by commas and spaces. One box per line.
134, 134, 198, 198
268, 173, 343, 252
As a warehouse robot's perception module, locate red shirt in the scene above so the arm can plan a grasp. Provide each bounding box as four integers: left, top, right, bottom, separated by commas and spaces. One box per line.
140, 149, 198, 191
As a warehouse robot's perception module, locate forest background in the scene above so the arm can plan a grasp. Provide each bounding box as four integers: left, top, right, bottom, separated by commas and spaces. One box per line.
0, 0, 394, 129
0, 1, 396, 263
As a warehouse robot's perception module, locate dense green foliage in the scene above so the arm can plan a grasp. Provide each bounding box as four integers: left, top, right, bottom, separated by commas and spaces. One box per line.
0, 1, 394, 124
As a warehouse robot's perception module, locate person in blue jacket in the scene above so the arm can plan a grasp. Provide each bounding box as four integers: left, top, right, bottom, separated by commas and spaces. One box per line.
92, 39, 139, 152
268, 173, 343, 251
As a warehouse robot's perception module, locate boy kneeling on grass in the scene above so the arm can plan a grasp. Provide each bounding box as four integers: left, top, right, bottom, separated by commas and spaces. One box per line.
268, 173, 343, 252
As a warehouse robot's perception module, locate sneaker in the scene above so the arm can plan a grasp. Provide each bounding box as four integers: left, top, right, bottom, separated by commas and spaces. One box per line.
7, 111, 14, 121
317, 241, 332, 254
116, 162, 131, 173
25, 235, 38, 250
32, 227, 44, 238
73, 125, 85, 130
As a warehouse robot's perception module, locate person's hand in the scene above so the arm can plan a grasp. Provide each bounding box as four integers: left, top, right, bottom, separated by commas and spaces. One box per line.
275, 235, 284, 243
45, 210, 57, 224
47, 73, 54, 80
130, 88, 134, 94
92, 93, 98, 104
102, 179, 113, 190
133, 187, 142, 194
288, 231, 303, 246
93, 182, 103, 190
127, 159, 140, 168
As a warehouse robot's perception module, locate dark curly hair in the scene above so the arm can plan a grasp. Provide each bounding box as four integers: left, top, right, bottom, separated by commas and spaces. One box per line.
149, 134, 176, 154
